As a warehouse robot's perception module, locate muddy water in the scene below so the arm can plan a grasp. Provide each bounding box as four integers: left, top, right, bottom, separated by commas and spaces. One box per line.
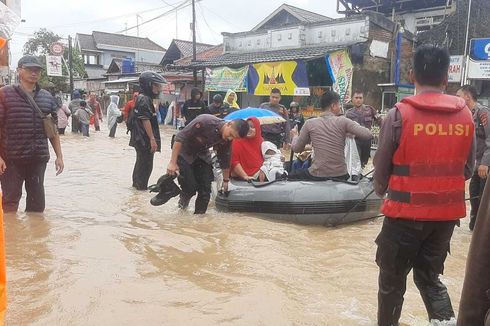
4, 125, 473, 325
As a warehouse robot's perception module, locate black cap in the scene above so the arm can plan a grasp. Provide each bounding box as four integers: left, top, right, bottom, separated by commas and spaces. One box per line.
18, 55, 42, 69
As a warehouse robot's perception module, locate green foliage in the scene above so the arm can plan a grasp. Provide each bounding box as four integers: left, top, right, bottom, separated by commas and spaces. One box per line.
22, 28, 86, 92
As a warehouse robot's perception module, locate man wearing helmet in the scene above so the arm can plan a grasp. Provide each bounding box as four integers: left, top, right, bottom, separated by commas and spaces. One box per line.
208, 94, 237, 119
130, 71, 166, 190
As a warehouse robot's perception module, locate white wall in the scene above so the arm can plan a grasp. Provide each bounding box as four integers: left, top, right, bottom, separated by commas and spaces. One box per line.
224, 18, 369, 53
98, 44, 165, 66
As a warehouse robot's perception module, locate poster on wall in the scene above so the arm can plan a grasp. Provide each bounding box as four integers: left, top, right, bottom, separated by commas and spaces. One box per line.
205, 66, 248, 92
325, 50, 353, 104
248, 60, 309, 96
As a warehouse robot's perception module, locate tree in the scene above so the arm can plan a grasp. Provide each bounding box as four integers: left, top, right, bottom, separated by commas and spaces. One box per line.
22, 28, 86, 92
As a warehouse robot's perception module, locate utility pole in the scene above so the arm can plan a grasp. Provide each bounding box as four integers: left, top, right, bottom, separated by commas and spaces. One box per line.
68, 35, 74, 99
461, 0, 473, 86
136, 14, 141, 37
192, 0, 198, 86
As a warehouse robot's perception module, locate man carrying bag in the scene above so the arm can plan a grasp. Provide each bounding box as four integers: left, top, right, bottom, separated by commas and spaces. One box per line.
0, 55, 64, 212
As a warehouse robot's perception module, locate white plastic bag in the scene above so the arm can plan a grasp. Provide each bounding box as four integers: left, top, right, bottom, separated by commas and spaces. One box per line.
345, 137, 362, 177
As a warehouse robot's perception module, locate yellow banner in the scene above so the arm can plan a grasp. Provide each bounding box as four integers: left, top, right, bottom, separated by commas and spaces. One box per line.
249, 61, 308, 96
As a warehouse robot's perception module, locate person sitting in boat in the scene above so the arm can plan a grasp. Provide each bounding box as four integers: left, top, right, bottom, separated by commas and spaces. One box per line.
231, 117, 265, 181
291, 145, 313, 171
260, 141, 286, 181
288, 90, 372, 181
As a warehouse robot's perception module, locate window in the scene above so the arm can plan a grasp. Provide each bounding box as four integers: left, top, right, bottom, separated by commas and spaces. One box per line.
318, 31, 323, 38
257, 39, 261, 45
84, 54, 99, 65
277, 34, 282, 41
288, 33, 293, 40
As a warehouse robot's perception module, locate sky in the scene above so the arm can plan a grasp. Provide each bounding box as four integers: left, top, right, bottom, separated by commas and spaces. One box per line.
10, 0, 341, 65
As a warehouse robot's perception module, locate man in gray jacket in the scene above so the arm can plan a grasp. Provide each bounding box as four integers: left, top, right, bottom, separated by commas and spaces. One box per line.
289, 90, 372, 181
457, 85, 490, 230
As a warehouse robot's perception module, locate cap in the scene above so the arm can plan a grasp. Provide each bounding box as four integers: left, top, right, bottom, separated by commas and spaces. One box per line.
18, 55, 42, 69
290, 101, 299, 108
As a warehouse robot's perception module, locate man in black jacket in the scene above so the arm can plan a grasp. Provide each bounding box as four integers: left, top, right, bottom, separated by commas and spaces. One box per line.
208, 94, 236, 119
181, 87, 208, 125
0, 55, 64, 212
129, 71, 166, 190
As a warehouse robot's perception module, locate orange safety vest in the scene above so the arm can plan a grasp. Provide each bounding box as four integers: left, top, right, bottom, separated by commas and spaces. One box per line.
0, 196, 6, 324
382, 93, 474, 221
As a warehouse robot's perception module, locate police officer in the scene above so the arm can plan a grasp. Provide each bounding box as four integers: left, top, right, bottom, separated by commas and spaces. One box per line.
456, 85, 490, 230
208, 94, 237, 119
181, 87, 208, 125
259, 88, 290, 149
373, 45, 476, 325
288, 101, 304, 131
129, 71, 166, 190
166, 114, 249, 214
346, 90, 381, 167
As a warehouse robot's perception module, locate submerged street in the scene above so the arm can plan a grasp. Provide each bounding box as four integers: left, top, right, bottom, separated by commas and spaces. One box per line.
4, 125, 474, 325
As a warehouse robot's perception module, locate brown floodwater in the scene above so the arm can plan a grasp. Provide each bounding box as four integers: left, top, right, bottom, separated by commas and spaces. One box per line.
4, 124, 473, 325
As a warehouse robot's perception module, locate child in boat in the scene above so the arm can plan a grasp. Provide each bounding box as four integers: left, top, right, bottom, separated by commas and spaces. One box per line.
260, 141, 286, 181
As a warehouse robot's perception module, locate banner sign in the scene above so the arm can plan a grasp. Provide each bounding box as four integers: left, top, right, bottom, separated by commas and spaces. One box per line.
248, 60, 309, 96
448, 55, 463, 83
46, 55, 63, 77
325, 50, 353, 104
205, 66, 248, 92
470, 38, 490, 61
468, 38, 490, 79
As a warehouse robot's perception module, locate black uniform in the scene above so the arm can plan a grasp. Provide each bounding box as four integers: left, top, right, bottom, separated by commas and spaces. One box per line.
181, 88, 208, 125
208, 103, 236, 119
129, 71, 165, 190
174, 114, 232, 214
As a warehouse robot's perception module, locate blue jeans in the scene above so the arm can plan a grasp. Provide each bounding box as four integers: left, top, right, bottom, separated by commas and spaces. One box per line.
81, 123, 89, 137
292, 159, 310, 171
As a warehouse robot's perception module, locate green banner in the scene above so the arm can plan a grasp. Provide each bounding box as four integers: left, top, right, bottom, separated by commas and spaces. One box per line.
205, 66, 248, 92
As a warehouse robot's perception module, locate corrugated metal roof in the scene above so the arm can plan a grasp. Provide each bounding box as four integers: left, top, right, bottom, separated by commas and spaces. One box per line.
173, 39, 215, 58
92, 31, 166, 51
185, 44, 357, 67
175, 44, 224, 66
77, 33, 98, 52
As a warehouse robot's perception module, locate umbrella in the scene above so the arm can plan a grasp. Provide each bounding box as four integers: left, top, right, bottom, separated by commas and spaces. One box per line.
224, 107, 286, 125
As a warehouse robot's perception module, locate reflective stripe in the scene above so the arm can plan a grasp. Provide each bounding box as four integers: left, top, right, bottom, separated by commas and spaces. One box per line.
388, 189, 465, 205
392, 164, 463, 177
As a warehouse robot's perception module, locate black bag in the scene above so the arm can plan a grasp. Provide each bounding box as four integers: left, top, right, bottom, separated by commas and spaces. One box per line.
116, 115, 123, 123
17, 86, 58, 139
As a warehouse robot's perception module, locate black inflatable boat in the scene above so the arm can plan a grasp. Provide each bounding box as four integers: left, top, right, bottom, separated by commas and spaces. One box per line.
215, 178, 383, 226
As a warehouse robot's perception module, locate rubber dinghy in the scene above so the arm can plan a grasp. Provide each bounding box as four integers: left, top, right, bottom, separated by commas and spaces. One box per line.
215, 178, 383, 226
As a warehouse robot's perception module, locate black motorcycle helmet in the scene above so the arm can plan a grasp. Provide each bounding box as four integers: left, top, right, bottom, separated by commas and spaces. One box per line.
213, 94, 223, 104
139, 71, 166, 98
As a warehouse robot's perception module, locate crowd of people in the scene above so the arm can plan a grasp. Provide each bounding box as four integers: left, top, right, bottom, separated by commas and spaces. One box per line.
0, 44, 489, 325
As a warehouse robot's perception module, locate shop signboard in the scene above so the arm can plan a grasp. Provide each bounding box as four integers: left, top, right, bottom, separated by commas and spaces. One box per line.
248, 60, 309, 96
468, 38, 490, 79
205, 66, 248, 92
325, 49, 353, 104
448, 55, 463, 83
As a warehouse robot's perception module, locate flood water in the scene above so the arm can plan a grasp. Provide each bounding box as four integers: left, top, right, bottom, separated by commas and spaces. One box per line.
4, 124, 473, 325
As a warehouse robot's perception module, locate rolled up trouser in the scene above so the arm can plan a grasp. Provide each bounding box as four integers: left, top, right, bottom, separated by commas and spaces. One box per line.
177, 156, 214, 214
375, 218, 456, 325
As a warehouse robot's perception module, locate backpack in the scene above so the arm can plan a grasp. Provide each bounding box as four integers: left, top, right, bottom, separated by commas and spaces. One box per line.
126, 95, 145, 134
126, 107, 136, 134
